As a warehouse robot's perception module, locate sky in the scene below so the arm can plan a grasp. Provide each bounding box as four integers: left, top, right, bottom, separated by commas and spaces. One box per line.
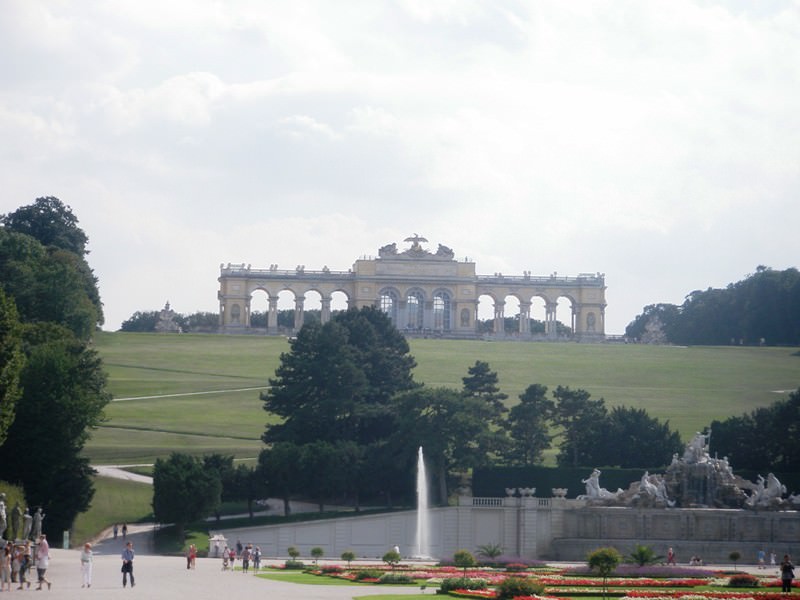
1, 1, 798, 334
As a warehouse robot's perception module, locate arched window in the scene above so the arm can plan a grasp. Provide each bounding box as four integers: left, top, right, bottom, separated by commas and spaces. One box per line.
406, 290, 424, 329
379, 288, 399, 325
433, 291, 451, 330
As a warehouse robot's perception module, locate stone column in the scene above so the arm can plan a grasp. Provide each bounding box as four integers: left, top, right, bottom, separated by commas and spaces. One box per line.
268, 297, 279, 334
294, 297, 305, 332
244, 296, 251, 328
519, 301, 531, 335
493, 301, 505, 336
545, 302, 557, 338
321, 296, 332, 324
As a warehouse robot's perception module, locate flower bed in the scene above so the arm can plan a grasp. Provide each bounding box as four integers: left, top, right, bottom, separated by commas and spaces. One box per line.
536, 576, 711, 587
622, 591, 793, 600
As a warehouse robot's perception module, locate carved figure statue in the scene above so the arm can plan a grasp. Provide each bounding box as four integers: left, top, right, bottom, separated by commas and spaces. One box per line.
435, 244, 455, 259
639, 471, 659, 497
0, 493, 6, 540
31, 507, 44, 540
579, 469, 622, 500
683, 432, 709, 463
11, 502, 22, 541
22, 508, 32, 540
378, 243, 398, 257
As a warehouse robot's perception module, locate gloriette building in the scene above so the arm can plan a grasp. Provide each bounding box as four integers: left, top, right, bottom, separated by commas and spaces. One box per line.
217, 235, 606, 339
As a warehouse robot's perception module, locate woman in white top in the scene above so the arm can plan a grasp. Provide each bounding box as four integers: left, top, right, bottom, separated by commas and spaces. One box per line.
80, 542, 93, 588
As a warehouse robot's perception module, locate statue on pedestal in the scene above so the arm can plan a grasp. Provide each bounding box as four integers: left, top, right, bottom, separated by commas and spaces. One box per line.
22, 508, 32, 540
31, 507, 44, 540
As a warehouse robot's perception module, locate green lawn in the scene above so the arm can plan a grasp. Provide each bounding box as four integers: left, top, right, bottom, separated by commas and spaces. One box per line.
71, 475, 153, 546
84, 332, 800, 465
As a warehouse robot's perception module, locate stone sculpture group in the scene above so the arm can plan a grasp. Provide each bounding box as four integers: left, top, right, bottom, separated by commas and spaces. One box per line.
579, 433, 798, 510
0, 493, 44, 546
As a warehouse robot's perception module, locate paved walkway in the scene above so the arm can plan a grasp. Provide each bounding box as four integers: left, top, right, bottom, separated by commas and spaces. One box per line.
32, 548, 426, 600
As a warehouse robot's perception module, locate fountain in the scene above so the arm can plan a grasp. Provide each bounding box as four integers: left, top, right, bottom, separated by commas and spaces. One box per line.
415, 446, 431, 558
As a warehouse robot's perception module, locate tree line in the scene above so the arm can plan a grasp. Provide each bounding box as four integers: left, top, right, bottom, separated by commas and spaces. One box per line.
626, 266, 800, 345
255, 306, 686, 510
0, 197, 110, 536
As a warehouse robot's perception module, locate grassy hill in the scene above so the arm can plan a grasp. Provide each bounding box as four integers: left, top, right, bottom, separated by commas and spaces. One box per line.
84, 331, 800, 465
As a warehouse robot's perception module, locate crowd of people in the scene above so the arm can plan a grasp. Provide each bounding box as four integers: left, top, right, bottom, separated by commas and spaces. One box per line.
219, 539, 262, 573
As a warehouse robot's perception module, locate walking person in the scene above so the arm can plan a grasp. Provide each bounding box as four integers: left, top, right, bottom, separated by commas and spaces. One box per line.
121, 523, 128, 539
113, 523, 119, 539
667, 547, 676, 565
121, 541, 135, 588
252, 546, 261, 573
35, 533, 52, 590
241, 544, 251, 573
781, 554, 795, 593
17, 540, 31, 589
1, 545, 12, 592
80, 542, 93, 588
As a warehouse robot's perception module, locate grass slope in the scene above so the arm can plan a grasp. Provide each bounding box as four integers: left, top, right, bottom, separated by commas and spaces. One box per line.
85, 332, 800, 465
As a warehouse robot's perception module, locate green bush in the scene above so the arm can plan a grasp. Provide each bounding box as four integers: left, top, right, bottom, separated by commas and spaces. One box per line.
496, 576, 544, 600
378, 572, 415, 584
353, 569, 384, 581
438, 577, 489, 594
283, 559, 306, 570
728, 574, 759, 588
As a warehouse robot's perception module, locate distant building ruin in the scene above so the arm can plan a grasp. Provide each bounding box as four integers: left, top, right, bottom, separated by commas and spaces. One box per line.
217, 236, 606, 340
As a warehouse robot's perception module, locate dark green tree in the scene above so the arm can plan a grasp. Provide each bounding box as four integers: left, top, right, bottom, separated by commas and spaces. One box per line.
1, 196, 89, 256
258, 442, 301, 516
152, 453, 222, 540
262, 306, 417, 448
502, 384, 554, 466
710, 388, 800, 472
596, 407, 683, 468
462, 360, 508, 425
392, 386, 497, 503
553, 386, 607, 467
0, 229, 102, 338
119, 311, 159, 332
0, 326, 110, 535
202, 454, 235, 521
0, 289, 24, 446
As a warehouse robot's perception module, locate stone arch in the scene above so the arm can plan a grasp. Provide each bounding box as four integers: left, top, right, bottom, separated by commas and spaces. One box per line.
248, 287, 270, 330
554, 293, 577, 337
476, 293, 497, 333
525, 295, 548, 335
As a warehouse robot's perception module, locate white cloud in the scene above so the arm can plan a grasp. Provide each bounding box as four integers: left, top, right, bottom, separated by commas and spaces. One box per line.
1, 0, 798, 334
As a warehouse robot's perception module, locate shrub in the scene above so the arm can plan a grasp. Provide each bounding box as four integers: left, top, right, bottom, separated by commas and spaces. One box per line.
341, 550, 356, 566
353, 569, 383, 581
628, 544, 663, 566
438, 577, 489, 594
378, 572, 415, 584
283, 559, 305, 570
454, 549, 477, 575
496, 576, 544, 600
287, 546, 300, 559
728, 573, 759, 588
383, 549, 401, 569
476, 542, 504, 559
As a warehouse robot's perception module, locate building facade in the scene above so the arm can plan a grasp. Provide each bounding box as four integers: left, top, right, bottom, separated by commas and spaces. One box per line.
218, 236, 606, 339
